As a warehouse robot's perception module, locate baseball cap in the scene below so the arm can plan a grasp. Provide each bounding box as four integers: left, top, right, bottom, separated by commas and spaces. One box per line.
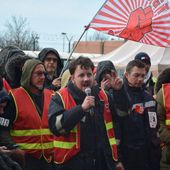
134, 52, 151, 65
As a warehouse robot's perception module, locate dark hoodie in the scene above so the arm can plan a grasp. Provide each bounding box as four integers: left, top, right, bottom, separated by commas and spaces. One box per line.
38, 48, 63, 90
5, 55, 32, 88
38, 48, 63, 77
0, 46, 25, 78
95, 60, 129, 112
95, 60, 116, 85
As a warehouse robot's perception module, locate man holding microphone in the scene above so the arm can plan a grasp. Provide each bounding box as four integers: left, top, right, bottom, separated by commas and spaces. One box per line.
48, 56, 124, 170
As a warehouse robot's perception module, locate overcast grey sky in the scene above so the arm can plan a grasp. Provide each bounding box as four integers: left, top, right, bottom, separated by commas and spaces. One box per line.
0, 0, 106, 52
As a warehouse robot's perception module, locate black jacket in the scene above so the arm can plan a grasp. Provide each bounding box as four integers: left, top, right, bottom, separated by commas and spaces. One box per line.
48, 81, 118, 170
119, 78, 161, 170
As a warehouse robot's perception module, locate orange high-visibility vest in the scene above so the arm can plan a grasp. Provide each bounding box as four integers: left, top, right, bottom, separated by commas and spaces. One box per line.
3, 78, 11, 93
53, 88, 118, 164
10, 87, 54, 162
162, 83, 170, 129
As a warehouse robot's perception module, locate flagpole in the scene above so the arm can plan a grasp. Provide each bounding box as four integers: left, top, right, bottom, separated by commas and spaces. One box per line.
59, 25, 89, 76
60, 1, 107, 76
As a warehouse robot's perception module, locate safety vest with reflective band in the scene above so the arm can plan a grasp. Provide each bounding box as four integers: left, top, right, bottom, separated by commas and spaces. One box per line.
53, 88, 118, 164
3, 78, 11, 93
162, 83, 170, 129
10, 87, 54, 162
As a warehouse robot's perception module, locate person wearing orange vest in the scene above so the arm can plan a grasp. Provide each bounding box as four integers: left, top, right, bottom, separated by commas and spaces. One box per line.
155, 68, 170, 170
0, 59, 54, 170
48, 56, 124, 170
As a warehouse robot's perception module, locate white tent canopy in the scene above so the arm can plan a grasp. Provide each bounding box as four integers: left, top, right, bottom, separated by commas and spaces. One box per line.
23, 41, 170, 76
92, 40, 170, 76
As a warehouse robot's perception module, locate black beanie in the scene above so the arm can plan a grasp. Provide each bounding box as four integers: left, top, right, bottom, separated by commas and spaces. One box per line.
134, 52, 151, 65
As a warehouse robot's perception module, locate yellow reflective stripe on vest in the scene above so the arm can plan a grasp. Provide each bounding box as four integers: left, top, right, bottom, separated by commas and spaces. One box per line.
152, 76, 157, 83
10, 128, 53, 136
105, 122, 116, 145
106, 122, 114, 130
70, 127, 77, 133
54, 141, 76, 149
109, 138, 117, 145
18, 141, 54, 149
166, 119, 170, 125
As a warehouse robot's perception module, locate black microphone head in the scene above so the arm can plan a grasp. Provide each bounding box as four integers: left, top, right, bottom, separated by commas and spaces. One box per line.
84, 87, 91, 96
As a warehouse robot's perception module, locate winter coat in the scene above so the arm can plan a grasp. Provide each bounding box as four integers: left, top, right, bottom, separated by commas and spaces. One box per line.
48, 81, 118, 170
119, 78, 161, 170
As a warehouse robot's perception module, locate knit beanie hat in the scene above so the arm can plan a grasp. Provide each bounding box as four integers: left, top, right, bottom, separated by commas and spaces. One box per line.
134, 52, 151, 65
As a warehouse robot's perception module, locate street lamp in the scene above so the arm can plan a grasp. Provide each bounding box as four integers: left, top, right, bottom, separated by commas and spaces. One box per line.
61, 32, 66, 52
61, 32, 73, 53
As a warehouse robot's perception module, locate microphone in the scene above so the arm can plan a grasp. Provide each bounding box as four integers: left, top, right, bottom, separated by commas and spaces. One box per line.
84, 87, 94, 116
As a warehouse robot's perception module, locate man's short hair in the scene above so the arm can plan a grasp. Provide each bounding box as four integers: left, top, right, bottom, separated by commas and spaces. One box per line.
126, 59, 145, 73
69, 56, 94, 75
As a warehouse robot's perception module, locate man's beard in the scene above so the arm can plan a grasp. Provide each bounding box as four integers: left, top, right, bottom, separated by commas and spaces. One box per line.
30, 83, 44, 91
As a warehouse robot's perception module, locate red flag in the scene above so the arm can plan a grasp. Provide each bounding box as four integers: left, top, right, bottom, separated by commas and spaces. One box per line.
89, 0, 170, 47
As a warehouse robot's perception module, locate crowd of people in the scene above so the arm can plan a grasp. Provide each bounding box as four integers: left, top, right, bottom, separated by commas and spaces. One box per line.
0, 45, 169, 170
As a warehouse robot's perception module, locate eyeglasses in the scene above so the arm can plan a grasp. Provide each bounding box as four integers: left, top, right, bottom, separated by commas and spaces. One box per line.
33, 71, 47, 77
45, 57, 57, 62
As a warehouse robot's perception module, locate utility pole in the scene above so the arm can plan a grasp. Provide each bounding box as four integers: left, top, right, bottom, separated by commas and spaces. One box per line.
32, 33, 39, 51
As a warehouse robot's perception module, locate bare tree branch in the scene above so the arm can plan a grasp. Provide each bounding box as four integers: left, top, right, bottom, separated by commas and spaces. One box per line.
0, 16, 39, 50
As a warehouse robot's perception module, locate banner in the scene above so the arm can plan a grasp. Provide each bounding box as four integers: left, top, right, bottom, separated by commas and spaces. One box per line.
89, 0, 170, 47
